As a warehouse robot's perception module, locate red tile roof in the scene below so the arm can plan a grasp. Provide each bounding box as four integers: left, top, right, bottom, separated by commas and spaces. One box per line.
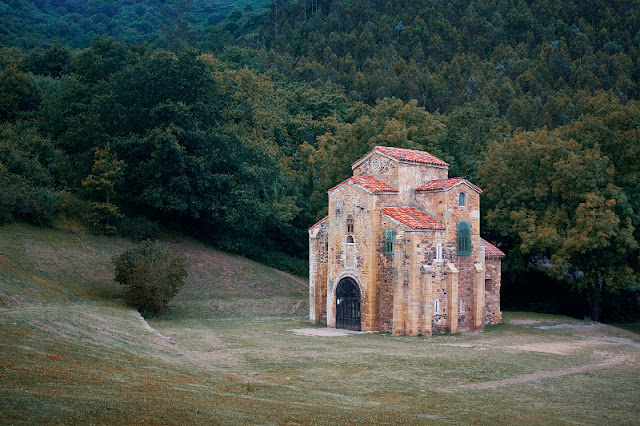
373, 146, 449, 168
328, 175, 398, 194
482, 238, 505, 257
308, 215, 328, 231
416, 177, 482, 193
381, 207, 445, 230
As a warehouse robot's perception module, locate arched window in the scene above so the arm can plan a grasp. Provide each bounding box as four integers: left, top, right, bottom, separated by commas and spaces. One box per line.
346, 216, 354, 234
345, 235, 355, 269
457, 220, 471, 255
459, 192, 466, 207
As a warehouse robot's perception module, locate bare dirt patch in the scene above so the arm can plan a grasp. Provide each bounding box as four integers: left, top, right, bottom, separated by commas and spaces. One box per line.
506, 341, 604, 355
505, 319, 543, 325
288, 328, 366, 337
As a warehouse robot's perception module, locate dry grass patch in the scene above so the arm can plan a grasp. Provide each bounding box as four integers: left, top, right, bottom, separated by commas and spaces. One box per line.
1, 223, 639, 424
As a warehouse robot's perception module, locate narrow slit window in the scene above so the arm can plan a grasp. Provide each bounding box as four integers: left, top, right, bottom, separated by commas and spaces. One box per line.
459, 192, 466, 207
434, 299, 440, 314
435, 243, 443, 261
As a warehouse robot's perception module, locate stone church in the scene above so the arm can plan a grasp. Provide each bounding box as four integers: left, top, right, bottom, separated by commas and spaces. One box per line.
308, 146, 504, 336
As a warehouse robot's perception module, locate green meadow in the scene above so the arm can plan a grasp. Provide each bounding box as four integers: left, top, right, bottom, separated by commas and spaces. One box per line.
1, 223, 638, 424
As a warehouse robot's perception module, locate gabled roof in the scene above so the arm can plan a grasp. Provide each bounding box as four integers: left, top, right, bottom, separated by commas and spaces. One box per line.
482, 238, 506, 257
327, 175, 398, 194
352, 146, 449, 169
416, 177, 482, 194
381, 207, 445, 230
308, 215, 328, 231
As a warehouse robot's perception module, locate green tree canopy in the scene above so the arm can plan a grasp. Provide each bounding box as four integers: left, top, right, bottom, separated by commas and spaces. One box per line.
479, 97, 640, 320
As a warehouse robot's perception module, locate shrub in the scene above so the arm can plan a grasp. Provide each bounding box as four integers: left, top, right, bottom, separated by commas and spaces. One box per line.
15, 186, 63, 226
116, 216, 161, 241
112, 240, 189, 316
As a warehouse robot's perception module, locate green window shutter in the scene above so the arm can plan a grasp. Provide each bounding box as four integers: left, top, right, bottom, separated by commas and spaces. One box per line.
384, 230, 395, 254
457, 220, 471, 255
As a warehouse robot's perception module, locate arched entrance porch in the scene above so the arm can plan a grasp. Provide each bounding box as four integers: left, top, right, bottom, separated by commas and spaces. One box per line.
335, 277, 361, 331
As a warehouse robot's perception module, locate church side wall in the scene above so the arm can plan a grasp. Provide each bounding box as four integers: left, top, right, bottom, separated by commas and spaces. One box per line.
485, 257, 503, 325
376, 217, 404, 332
419, 233, 449, 334
308, 226, 328, 324
326, 184, 380, 331
416, 187, 483, 333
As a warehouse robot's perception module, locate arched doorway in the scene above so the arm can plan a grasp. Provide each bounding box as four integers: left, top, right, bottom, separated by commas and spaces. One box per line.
336, 277, 361, 331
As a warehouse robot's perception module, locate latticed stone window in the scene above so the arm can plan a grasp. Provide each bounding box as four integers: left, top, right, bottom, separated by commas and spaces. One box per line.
457, 220, 471, 255
346, 216, 354, 234
383, 229, 395, 254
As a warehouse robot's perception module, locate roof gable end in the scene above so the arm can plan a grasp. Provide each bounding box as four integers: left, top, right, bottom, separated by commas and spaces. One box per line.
482, 238, 506, 257
327, 175, 398, 195
352, 146, 449, 170
416, 177, 482, 193
308, 215, 328, 232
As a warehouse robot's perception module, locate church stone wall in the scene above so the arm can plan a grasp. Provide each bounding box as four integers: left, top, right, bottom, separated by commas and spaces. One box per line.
485, 257, 502, 324
326, 182, 383, 331
311, 147, 503, 336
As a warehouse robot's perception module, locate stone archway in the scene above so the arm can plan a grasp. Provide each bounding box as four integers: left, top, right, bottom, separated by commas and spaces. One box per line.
335, 277, 361, 331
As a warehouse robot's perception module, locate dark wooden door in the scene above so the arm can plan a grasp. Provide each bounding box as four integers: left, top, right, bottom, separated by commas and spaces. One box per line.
336, 277, 361, 331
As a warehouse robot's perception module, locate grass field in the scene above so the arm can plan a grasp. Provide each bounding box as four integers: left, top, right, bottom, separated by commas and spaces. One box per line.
1, 223, 639, 424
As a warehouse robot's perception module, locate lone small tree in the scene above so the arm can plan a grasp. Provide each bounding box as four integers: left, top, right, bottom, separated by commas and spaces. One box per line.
113, 240, 188, 316
82, 143, 124, 234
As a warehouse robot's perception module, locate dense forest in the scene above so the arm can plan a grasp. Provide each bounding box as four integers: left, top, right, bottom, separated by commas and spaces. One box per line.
1, 0, 639, 321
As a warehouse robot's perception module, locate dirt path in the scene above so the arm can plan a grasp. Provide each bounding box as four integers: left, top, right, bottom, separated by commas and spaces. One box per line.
457, 355, 630, 390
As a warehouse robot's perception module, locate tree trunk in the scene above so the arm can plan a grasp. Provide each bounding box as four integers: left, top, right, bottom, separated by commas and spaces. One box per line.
590, 277, 603, 322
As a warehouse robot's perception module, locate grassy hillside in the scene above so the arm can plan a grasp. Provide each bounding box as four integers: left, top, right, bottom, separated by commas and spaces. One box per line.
1, 223, 639, 423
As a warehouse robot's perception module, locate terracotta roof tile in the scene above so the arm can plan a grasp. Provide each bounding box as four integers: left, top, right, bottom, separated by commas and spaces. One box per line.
328, 175, 398, 194
416, 177, 482, 193
382, 207, 445, 230
374, 146, 449, 168
482, 238, 505, 257
308, 215, 328, 231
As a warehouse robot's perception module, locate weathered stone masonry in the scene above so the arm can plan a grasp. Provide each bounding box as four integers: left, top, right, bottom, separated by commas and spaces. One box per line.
309, 146, 504, 336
